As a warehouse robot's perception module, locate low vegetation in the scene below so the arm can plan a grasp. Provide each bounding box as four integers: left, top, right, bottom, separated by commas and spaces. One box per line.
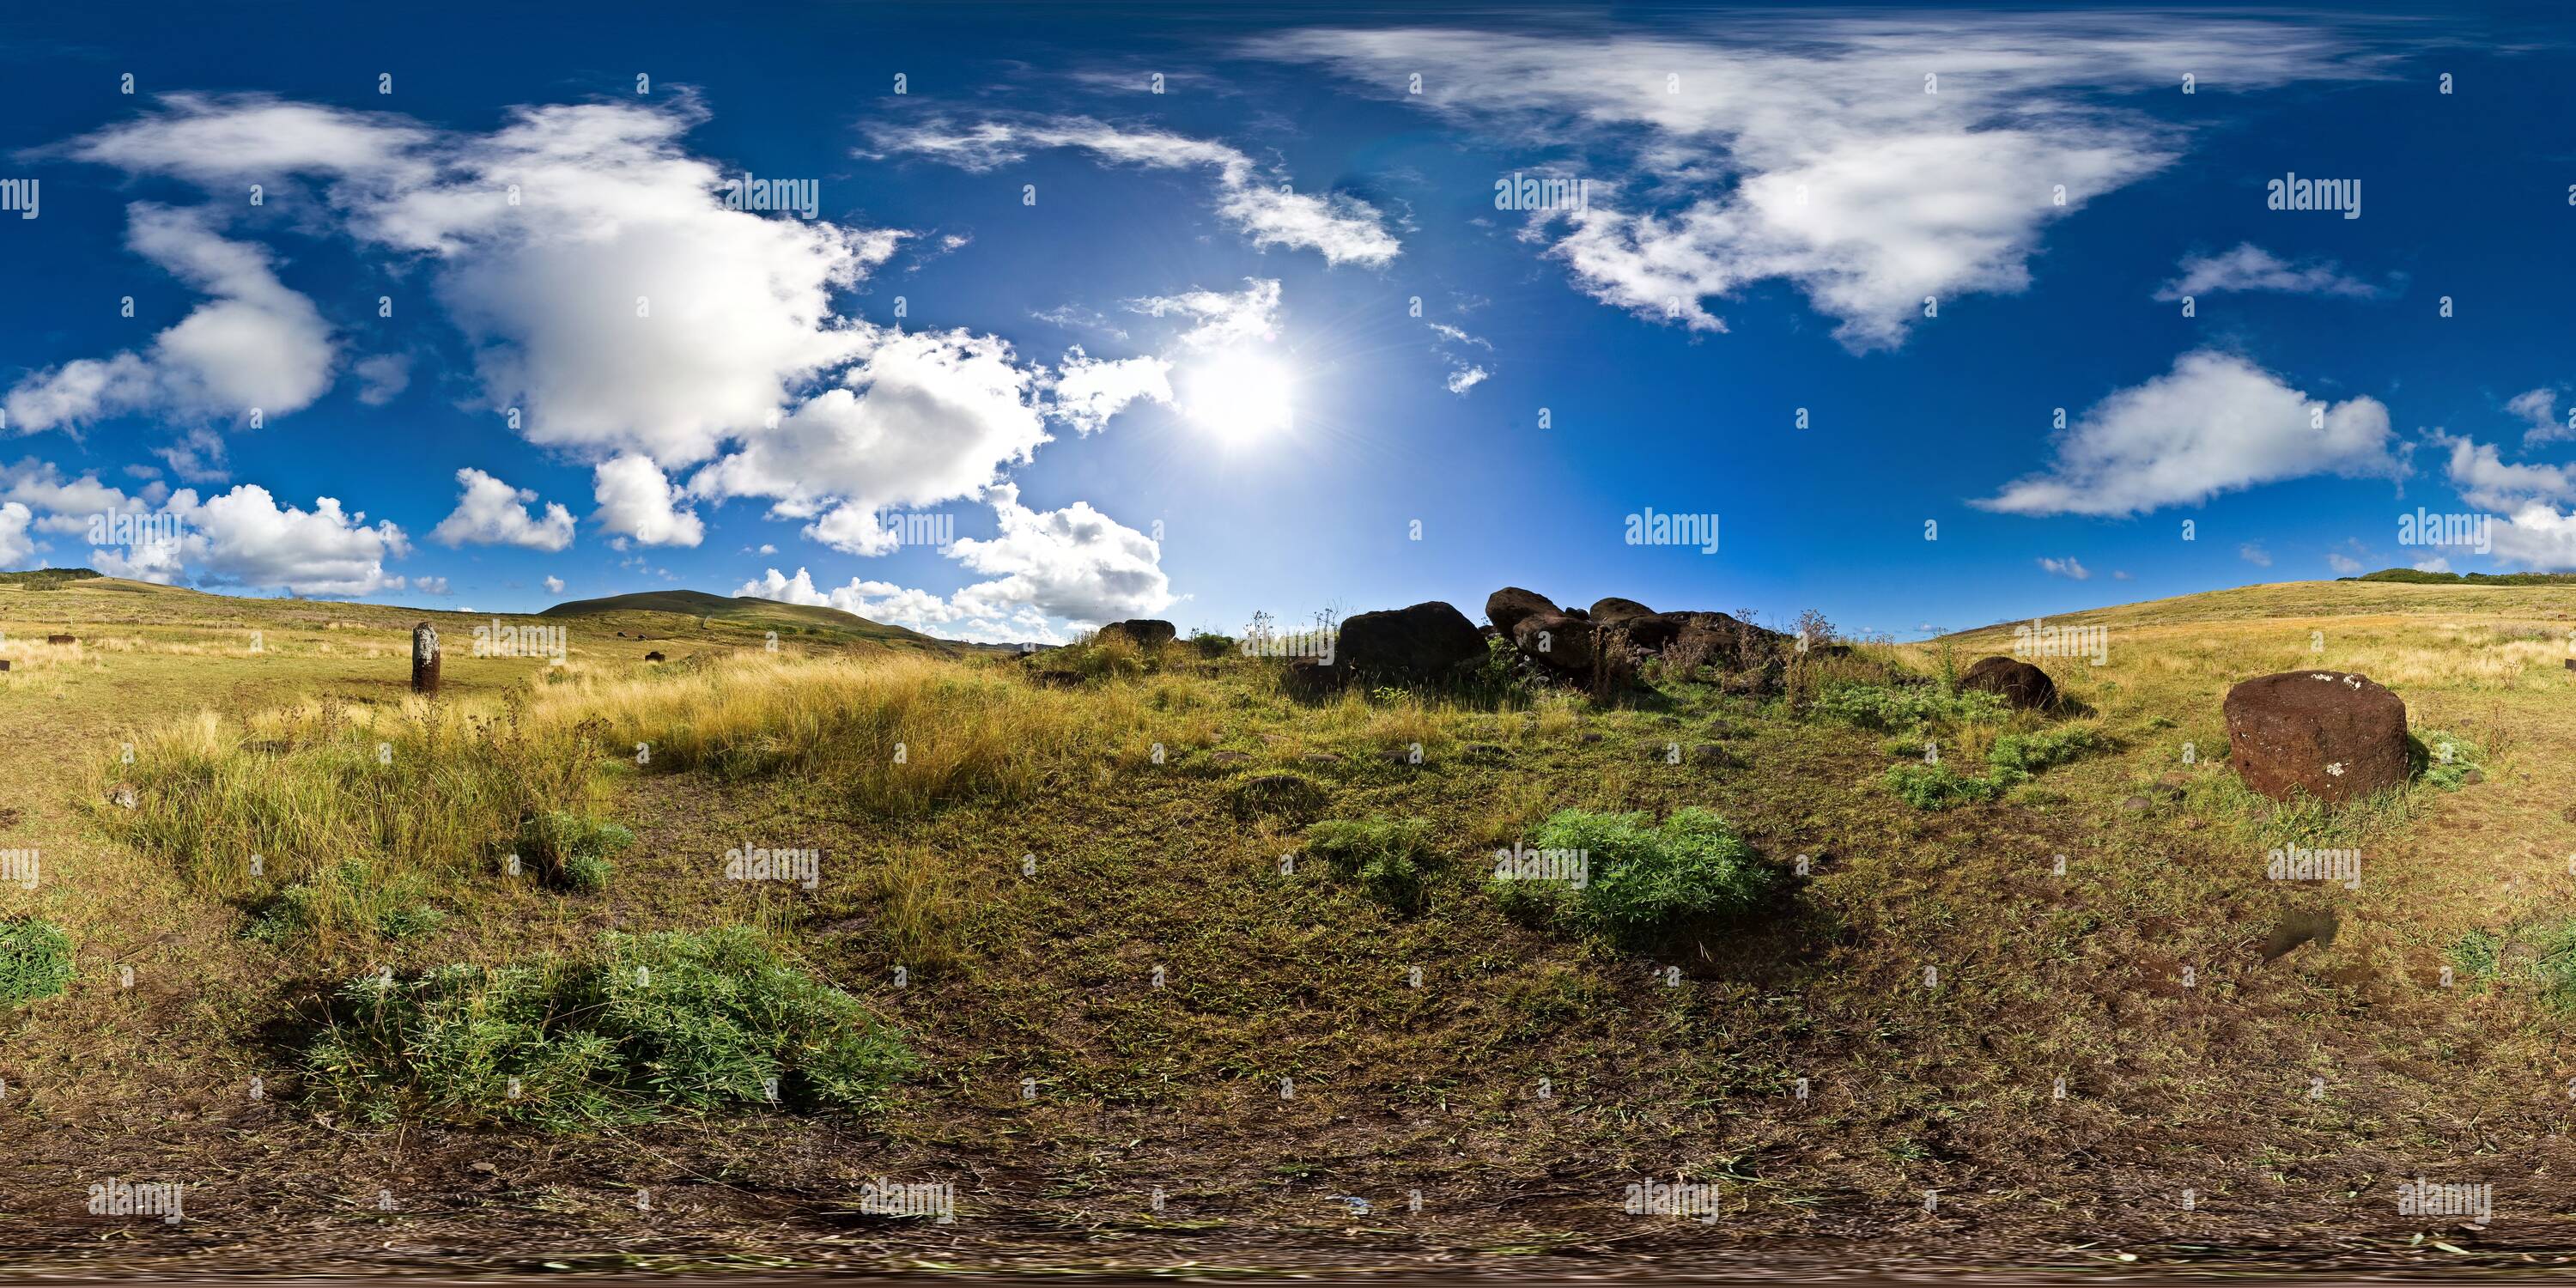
1302, 816, 1440, 914
0, 917, 74, 1008
304, 927, 914, 1129
1499, 806, 1775, 941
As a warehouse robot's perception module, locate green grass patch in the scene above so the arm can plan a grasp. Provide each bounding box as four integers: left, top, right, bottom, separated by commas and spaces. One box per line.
0, 918, 74, 1008
305, 926, 913, 1128
2445, 919, 2576, 1012
1500, 807, 1775, 942
1810, 681, 2008, 732
1302, 817, 1440, 914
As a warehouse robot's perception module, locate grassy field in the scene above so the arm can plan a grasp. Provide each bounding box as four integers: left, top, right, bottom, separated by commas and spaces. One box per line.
5, 573, 2576, 1275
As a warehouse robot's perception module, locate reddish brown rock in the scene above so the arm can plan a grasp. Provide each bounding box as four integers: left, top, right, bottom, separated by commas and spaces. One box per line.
1959, 656, 2057, 710
2223, 671, 2408, 805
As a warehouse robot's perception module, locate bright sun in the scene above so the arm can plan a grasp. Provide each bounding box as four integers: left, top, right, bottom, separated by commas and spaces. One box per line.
1176, 349, 1295, 444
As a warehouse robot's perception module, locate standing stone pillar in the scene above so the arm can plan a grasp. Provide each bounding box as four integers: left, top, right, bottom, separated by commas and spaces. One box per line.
411, 622, 440, 696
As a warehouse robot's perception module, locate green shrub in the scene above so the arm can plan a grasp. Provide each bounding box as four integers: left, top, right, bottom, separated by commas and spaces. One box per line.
1510, 807, 1774, 941
1188, 631, 1236, 659
0, 918, 74, 1008
2412, 729, 2486, 791
514, 811, 634, 892
305, 926, 913, 1128
247, 858, 446, 944
1303, 817, 1439, 914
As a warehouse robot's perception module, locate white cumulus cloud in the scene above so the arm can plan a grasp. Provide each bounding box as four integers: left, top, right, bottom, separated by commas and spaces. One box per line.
431, 467, 574, 550
1978, 350, 2404, 517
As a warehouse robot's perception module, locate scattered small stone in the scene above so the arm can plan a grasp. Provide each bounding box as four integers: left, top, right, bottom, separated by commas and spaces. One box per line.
1464, 742, 1509, 760
2118, 795, 2153, 811
1208, 750, 1253, 767
644, 651, 666, 662
1690, 743, 1737, 768
1300, 753, 1343, 766
2462, 769, 2485, 785
1577, 732, 1604, 744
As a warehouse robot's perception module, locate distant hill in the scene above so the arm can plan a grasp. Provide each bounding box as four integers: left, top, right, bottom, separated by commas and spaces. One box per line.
540, 589, 982, 650
2343, 568, 2576, 586
0, 567, 103, 590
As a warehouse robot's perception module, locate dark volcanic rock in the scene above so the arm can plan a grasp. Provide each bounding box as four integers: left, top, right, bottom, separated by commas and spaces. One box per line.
1485, 587, 1558, 635
1589, 597, 1656, 625
1337, 601, 1483, 679
1097, 619, 1177, 648
2223, 671, 2409, 805
1511, 612, 1595, 671
1958, 656, 2058, 710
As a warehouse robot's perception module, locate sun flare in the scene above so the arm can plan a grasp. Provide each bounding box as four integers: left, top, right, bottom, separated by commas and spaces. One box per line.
1176, 349, 1295, 444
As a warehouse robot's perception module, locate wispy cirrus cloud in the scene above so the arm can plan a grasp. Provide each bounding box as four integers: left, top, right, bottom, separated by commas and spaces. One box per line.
1258, 15, 2384, 349
867, 115, 1400, 267
2154, 243, 2385, 301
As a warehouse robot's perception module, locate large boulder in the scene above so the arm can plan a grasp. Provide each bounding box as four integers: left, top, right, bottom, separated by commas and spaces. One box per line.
2224, 671, 2409, 805
1959, 656, 2058, 710
1512, 612, 1596, 671
1096, 619, 1176, 648
1337, 601, 1484, 680
1485, 587, 1558, 635
1589, 597, 1656, 625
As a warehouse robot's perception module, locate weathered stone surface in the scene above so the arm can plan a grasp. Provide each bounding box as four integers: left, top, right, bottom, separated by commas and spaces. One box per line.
1959, 656, 2057, 710
410, 623, 440, 696
1589, 597, 1656, 624
1485, 587, 1558, 635
1337, 601, 1483, 679
2224, 670, 2409, 805
1511, 611, 1595, 671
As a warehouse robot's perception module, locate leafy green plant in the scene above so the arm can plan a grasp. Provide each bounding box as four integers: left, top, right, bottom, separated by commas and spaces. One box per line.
0, 918, 74, 1008
1987, 725, 2105, 775
2411, 728, 2486, 791
1505, 807, 1775, 942
1303, 816, 1439, 914
305, 926, 913, 1128
513, 811, 634, 892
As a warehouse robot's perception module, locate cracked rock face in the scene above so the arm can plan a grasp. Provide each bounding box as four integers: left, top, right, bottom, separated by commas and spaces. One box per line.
2223, 671, 2408, 805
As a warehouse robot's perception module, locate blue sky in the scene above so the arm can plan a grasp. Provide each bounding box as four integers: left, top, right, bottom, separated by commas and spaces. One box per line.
2, 2, 2570, 642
